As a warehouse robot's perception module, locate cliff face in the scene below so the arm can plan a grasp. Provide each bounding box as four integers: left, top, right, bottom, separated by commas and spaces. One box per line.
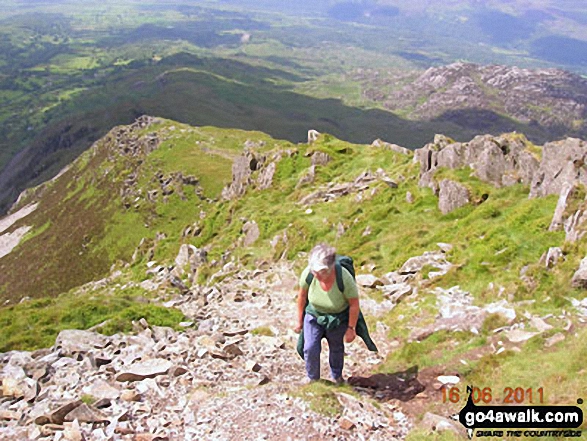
360, 62, 587, 139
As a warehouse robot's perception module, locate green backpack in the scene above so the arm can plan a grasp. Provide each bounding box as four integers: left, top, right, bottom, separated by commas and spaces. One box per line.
305, 255, 355, 292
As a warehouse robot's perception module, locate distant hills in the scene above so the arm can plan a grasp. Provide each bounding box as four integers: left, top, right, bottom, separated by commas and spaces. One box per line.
1, 0, 587, 215
359, 62, 587, 139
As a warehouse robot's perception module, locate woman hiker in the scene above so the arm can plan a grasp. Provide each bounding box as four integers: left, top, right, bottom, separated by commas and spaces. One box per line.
294, 243, 377, 383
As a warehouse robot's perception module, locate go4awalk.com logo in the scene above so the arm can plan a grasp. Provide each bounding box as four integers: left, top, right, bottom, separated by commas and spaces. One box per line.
457, 386, 584, 438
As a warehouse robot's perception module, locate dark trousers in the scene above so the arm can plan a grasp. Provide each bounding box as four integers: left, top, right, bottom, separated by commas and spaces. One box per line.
303, 313, 346, 380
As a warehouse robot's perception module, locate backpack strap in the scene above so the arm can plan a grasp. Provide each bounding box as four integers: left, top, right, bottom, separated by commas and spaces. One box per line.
304, 262, 345, 293
334, 261, 345, 293
305, 270, 314, 287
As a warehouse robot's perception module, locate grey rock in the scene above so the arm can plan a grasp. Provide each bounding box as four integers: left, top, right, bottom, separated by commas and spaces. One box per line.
35, 400, 82, 425
2, 376, 38, 401
55, 330, 109, 355
221, 152, 257, 200
311, 151, 331, 166
564, 209, 587, 243
377, 283, 412, 303
64, 404, 108, 424
245, 360, 262, 372
296, 165, 316, 188
406, 191, 414, 204
257, 161, 277, 190
484, 301, 516, 323
505, 329, 540, 343
421, 412, 462, 434
307, 130, 320, 143
81, 379, 120, 401
545, 333, 566, 347
172, 242, 207, 281
572, 257, 587, 288
539, 247, 564, 268
436, 242, 453, 253
242, 221, 260, 247
530, 316, 553, 333
63, 420, 85, 441
438, 179, 470, 214
530, 138, 587, 198
115, 359, 173, 382
371, 139, 412, 155
355, 274, 383, 288
549, 184, 577, 231
415, 133, 540, 190
400, 251, 452, 276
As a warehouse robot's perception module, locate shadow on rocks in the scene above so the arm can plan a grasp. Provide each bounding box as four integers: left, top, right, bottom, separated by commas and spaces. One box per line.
347, 365, 425, 401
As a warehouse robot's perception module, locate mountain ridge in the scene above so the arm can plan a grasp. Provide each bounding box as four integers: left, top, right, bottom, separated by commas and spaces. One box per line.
1, 117, 587, 439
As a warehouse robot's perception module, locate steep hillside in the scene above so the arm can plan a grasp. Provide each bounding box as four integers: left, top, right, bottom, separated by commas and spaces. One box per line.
357, 62, 587, 139
2, 119, 587, 439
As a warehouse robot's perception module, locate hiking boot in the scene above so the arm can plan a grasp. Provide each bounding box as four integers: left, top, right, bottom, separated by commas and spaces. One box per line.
333, 377, 345, 385
302, 377, 318, 385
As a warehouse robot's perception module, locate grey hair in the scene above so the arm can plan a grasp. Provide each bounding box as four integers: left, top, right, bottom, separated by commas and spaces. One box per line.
308, 243, 336, 269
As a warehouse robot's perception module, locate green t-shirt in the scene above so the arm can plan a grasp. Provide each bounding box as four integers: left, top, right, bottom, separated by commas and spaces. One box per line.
299, 266, 358, 314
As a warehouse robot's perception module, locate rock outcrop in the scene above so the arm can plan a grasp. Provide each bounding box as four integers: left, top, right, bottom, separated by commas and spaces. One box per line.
360, 62, 587, 139
415, 133, 539, 190
530, 138, 587, 198
222, 149, 287, 200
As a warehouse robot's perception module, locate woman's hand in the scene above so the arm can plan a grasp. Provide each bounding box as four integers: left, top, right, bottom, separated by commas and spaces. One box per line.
344, 327, 356, 343
294, 323, 303, 334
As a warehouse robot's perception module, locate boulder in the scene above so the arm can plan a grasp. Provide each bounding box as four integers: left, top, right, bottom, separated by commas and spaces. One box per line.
34, 400, 82, 425
355, 274, 383, 288
505, 329, 540, 343
377, 283, 412, 303
571, 257, 587, 288
307, 130, 320, 143
81, 379, 120, 401
549, 184, 576, 231
400, 251, 452, 276
54, 330, 109, 355
545, 333, 566, 347
242, 221, 260, 247
564, 209, 587, 243
438, 179, 470, 214
311, 151, 331, 166
63, 404, 109, 424
539, 247, 564, 269
256, 161, 277, 190
484, 301, 516, 323
530, 138, 587, 198
115, 359, 173, 382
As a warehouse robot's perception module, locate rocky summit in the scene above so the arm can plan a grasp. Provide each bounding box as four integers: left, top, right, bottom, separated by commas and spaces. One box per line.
358, 62, 587, 140
2, 118, 587, 439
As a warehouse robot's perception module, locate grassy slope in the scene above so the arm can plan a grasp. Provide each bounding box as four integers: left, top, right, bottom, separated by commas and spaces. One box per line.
1, 121, 587, 432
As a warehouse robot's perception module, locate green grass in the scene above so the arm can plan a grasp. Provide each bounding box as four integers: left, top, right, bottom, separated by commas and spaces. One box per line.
463, 325, 587, 405
0, 286, 187, 352
293, 380, 350, 418
250, 326, 275, 336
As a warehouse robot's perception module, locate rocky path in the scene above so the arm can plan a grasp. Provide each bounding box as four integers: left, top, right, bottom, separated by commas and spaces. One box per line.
0, 261, 412, 441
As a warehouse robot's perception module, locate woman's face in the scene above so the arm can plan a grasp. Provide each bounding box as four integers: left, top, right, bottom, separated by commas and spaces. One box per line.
312, 266, 333, 282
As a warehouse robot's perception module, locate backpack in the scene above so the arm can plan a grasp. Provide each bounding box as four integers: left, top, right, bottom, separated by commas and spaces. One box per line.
305, 255, 355, 292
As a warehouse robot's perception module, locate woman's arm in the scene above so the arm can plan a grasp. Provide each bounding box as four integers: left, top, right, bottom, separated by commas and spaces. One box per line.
345, 297, 359, 343
295, 287, 308, 333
